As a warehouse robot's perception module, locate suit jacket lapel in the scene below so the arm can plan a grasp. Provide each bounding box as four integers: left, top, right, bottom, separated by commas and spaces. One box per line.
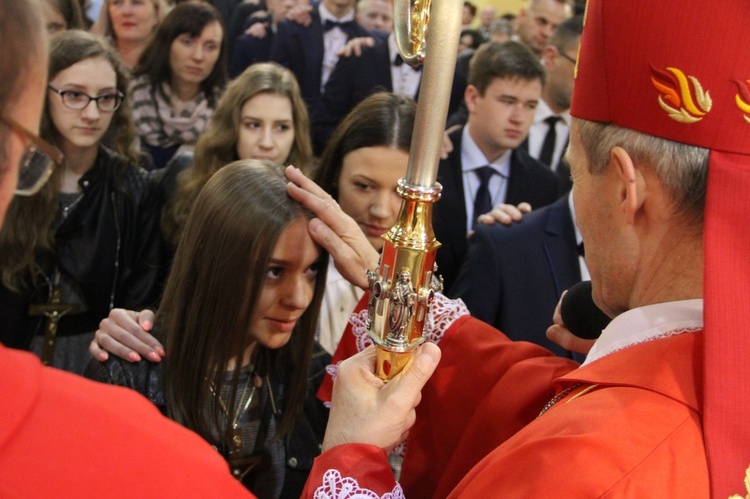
373, 42, 393, 92
505, 149, 528, 205
436, 129, 468, 246
542, 196, 581, 296
308, 10, 325, 67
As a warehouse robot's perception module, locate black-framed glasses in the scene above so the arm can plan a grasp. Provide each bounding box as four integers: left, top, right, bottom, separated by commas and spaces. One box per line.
0, 114, 64, 196
47, 85, 124, 112
556, 46, 577, 65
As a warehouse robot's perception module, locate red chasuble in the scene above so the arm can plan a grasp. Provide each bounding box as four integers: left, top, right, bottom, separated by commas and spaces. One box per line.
307, 295, 708, 497
0, 345, 251, 497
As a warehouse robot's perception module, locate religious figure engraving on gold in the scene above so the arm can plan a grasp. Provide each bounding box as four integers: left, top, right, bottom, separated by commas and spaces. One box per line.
387, 270, 417, 345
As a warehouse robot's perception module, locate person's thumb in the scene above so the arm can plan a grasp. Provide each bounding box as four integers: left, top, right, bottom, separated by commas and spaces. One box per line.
387, 342, 441, 398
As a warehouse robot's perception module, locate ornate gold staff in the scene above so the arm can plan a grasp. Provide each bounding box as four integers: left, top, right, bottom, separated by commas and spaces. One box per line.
365, 0, 462, 380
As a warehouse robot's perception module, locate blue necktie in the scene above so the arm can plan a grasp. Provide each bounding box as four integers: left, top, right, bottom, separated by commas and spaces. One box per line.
472, 166, 495, 229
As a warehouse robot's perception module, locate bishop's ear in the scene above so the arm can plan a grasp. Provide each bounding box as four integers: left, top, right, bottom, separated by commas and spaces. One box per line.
610, 146, 644, 225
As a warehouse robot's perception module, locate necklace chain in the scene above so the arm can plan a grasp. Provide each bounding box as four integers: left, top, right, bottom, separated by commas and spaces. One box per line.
208, 367, 260, 429
207, 367, 271, 481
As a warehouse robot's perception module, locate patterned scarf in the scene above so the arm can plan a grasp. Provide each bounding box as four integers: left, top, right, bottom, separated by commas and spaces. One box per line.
130, 74, 217, 149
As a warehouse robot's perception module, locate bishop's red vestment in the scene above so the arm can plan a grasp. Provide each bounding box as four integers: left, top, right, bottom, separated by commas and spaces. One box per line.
307, 295, 708, 498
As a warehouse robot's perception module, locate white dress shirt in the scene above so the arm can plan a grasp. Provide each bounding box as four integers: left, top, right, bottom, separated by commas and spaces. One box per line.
319, 4, 355, 92
318, 255, 364, 354
388, 33, 421, 98
527, 98, 571, 172
461, 126, 511, 231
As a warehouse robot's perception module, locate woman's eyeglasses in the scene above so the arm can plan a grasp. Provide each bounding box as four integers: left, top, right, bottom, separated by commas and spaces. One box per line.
0, 114, 64, 196
47, 85, 124, 112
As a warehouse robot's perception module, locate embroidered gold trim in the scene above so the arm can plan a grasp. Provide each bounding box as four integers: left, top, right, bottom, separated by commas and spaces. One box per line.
565, 384, 600, 404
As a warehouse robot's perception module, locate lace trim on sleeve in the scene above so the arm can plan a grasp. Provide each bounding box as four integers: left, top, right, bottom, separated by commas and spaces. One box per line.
349, 293, 469, 352
313, 469, 404, 499
325, 294, 470, 387
424, 293, 470, 344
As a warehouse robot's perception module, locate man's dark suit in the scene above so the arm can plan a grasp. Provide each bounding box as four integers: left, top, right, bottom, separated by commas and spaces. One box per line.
228, 14, 274, 78
311, 40, 401, 153
451, 195, 581, 358
519, 123, 573, 194
435, 127, 560, 293
270, 10, 370, 113
311, 39, 465, 154
226, 2, 264, 57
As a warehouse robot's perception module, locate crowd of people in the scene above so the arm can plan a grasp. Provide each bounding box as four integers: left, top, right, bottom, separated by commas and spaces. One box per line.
2, 0, 748, 497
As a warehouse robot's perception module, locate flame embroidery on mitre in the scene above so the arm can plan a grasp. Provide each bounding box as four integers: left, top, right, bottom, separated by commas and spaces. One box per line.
734, 80, 750, 125
651, 66, 712, 123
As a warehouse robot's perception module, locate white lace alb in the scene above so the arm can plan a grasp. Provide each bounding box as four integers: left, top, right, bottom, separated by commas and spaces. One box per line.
313, 469, 404, 499
325, 293, 469, 385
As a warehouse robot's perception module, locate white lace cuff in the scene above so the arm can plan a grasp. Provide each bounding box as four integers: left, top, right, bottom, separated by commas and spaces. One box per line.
349, 292, 469, 352
326, 293, 469, 387
313, 469, 404, 499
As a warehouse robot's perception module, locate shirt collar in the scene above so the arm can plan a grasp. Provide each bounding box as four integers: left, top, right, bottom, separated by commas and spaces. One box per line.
534, 98, 571, 126
388, 33, 420, 70
461, 126, 511, 177
582, 299, 704, 366
388, 32, 399, 62
567, 192, 583, 245
319, 3, 354, 23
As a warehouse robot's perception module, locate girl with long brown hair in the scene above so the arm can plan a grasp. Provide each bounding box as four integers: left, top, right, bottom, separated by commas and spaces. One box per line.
0, 30, 162, 374
87, 160, 329, 498
160, 62, 312, 249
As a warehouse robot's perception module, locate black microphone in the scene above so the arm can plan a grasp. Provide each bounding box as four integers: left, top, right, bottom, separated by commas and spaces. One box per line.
560, 281, 611, 340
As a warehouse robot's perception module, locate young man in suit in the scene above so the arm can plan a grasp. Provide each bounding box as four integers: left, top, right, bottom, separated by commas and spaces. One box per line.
228, 0, 296, 78
270, 0, 370, 113
436, 41, 560, 292
311, 30, 424, 154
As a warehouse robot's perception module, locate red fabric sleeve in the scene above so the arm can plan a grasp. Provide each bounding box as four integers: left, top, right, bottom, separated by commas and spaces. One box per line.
400, 315, 579, 498
315, 292, 580, 498
301, 444, 400, 498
